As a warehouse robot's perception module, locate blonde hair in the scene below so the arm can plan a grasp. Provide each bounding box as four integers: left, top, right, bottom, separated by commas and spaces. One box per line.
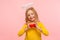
25, 7, 39, 23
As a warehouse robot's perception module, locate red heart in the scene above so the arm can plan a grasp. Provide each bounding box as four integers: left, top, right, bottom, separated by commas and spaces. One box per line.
29, 24, 36, 28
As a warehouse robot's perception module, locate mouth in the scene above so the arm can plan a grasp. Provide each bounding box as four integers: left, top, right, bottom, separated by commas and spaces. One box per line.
30, 17, 35, 21
30, 17, 33, 19
30, 17, 34, 20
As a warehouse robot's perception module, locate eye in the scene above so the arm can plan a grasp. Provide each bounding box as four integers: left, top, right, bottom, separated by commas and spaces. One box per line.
28, 14, 30, 16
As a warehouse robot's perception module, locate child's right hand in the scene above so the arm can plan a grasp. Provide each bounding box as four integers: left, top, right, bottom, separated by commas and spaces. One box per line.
25, 24, 30, 31
25, 27, 28, 31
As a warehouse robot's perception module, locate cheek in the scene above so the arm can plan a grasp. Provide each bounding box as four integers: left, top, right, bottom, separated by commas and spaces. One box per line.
28, 16, 30, 19
33, 17, 35, 20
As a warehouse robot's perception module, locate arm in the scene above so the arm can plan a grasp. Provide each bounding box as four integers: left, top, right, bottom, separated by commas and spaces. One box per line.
37, 22, 49, 36
18, 24, 27, 36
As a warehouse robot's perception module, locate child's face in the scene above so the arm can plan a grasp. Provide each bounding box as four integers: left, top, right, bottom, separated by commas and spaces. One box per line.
27, 10, 35, 22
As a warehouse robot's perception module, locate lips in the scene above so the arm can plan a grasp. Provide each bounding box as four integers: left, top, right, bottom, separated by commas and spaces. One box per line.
30, 17, 35, 20
30, 17, 33, 19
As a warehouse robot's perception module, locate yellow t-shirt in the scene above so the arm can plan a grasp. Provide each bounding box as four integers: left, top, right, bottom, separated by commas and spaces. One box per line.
18, 22, 49, 40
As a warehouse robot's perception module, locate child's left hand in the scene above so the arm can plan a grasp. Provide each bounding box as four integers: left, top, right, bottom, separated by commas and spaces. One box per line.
36, 24, 42, 32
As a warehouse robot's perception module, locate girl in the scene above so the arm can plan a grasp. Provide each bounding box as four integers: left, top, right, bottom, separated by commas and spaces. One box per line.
18, 7, 49, 40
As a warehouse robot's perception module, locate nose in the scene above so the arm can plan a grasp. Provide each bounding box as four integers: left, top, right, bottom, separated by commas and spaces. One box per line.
30, 14, 33, 17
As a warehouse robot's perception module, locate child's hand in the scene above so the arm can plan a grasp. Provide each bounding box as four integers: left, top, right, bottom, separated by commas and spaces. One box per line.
25, 27, 28, 31
36, 25, 42, 32
25, 24, 30, 31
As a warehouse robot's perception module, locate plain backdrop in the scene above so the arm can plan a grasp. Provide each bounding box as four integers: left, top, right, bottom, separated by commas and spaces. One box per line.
0, 0, 60, 40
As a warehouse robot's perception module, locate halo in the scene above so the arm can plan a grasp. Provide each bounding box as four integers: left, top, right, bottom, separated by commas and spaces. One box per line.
22, 2, 34, 9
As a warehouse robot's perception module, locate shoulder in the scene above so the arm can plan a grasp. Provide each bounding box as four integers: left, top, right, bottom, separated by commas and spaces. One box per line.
22, 23, 27, 28
23, 23, 27, 26
36, 21, 43, 25
36, 21, 41, 24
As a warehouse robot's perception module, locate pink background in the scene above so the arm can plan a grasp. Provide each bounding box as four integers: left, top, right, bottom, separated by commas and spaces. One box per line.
0, 0, 60, 40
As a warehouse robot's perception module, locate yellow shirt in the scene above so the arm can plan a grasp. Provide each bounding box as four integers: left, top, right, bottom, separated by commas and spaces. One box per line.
18, 22, 49, 40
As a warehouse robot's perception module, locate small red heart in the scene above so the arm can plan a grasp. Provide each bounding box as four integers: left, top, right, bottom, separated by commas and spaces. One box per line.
29, 24, 36, 28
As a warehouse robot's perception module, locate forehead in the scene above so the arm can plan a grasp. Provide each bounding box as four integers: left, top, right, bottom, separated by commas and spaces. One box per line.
27, 10, 34, 14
